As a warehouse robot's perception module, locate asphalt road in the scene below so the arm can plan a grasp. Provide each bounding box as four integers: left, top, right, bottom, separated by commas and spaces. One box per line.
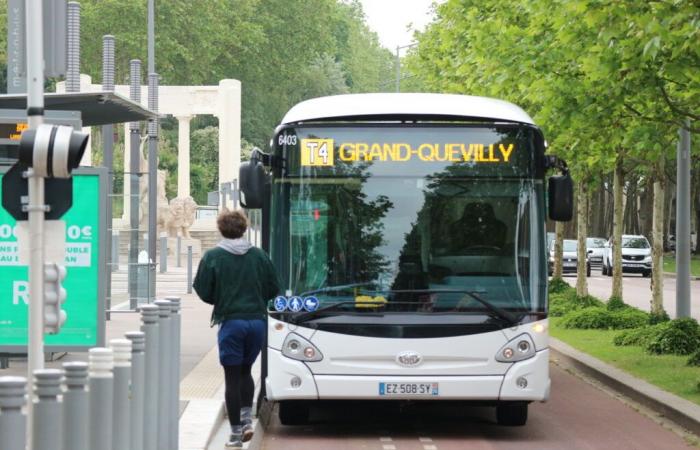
259, 364, 693, 450
565, 268, 700, 319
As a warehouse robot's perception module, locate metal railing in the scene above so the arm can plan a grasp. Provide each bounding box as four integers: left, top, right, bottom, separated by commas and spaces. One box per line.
0, 297, 182, 450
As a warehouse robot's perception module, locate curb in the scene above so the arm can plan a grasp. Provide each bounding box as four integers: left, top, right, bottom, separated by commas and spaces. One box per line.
550, 337, 700, 436
663, 272, 700, 281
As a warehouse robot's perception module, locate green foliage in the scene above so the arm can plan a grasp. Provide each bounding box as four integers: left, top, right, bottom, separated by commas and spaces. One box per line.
548, 277, 569, 294
613, 322, 670, 347
646, 319, 700, 356
649, 310, 671, 325
606, 296, 627, 311
549, 284, 604, 317
687, 350, 700, 367
561, 307, 649, 330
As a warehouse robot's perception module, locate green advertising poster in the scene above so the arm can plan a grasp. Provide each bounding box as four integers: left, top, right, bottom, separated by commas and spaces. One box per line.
0, 167, 106, 351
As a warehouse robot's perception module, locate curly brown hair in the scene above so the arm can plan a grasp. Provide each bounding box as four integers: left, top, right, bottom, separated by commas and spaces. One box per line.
217, 209, 248, 239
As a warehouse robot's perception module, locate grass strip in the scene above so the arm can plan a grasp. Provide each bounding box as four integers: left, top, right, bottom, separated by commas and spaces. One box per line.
663, 255, 700, 277
550, 317, 700, 406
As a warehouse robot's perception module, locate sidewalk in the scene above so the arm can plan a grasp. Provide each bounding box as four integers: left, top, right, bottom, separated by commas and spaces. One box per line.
0, 258, 226, 448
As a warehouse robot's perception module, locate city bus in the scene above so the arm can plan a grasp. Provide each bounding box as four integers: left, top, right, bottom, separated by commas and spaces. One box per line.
239, 93, 572, 427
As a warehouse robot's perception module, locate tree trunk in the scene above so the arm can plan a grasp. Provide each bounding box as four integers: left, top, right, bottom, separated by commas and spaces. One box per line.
612, 158, 624, 299
554, 221, 564, 278
639, 176, 654, 239
651, 162, 665, 316
576, 179, 589, 297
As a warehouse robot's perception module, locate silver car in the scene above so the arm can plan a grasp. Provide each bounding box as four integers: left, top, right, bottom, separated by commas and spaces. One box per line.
548, 239, 591, 277
586, 237, 606, 267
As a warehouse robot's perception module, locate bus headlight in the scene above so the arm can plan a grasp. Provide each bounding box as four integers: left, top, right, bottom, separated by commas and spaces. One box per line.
282, 333, 323, 362
495, 334, 536, 363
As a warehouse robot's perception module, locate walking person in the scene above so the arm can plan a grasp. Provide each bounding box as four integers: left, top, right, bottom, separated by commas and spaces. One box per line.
193, 209, 281, 449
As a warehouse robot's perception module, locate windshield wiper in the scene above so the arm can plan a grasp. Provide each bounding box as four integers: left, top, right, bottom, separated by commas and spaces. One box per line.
287, 290, 520, 326
390, 289, 521, 325
290, 300, 389, 324
299, 282, 376, 297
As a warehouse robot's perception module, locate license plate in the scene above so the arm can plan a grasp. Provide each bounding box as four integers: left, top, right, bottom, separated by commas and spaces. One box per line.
625, 263, 641, 267
379, 382, 438, 396
564, 262, 577, 267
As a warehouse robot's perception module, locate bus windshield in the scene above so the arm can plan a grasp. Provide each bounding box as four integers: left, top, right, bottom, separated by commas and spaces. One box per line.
272, 125, 546, 315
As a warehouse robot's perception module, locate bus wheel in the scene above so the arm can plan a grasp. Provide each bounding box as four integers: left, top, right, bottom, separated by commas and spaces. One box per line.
496, 402, 528, 426
278, 400, 310, 425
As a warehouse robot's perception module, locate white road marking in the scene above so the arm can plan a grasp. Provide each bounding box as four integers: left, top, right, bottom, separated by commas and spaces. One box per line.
380, 437, 393, 442
419, 437, 432, 442
382, 445, 396, 450
423, 445, 437, 450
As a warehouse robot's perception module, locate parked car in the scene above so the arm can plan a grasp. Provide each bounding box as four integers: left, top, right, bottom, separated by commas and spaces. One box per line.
548, 239, 591, 277
602, 234, 651, 277
586, 237, 606, 268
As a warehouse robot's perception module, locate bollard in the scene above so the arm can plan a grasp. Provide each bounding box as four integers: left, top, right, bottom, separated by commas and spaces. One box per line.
154, 300, 172, 450
111, 339, 132, 450
165, 296, 182, 450
126, 331, 146, 450
89, 348, 114, 450
0, 376, 27, 450
33, 369, 63, 450
187, 245, 193, 294
160, 234, 167, 273
112, 230, 120, 272
62, 362, 89, 450
176, 234, 182, 267
140, 305, 160, 450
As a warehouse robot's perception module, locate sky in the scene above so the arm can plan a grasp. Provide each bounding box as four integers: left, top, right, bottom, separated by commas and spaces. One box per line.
358, 0, 440, 51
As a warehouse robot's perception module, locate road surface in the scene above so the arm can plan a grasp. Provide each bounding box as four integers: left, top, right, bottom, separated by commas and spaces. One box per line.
256, 364, 693, 450
566, 268, 700, 319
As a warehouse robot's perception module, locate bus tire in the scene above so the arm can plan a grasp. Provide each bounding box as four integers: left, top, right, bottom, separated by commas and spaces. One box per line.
496, 402, 528, 426
278, 400, 310, 425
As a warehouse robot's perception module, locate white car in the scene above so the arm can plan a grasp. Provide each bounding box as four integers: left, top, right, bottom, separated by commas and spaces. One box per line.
602, 235, 652, 277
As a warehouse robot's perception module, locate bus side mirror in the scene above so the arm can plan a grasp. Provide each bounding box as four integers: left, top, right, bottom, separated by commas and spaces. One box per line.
239, 160, 265, 209
548, 173, 573, 221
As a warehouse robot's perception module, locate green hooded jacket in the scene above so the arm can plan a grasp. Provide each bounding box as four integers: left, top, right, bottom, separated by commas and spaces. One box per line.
193, 239, 282, 325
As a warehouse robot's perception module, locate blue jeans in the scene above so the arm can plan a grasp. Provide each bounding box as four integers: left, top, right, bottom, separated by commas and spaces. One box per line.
217, 319, 266, 366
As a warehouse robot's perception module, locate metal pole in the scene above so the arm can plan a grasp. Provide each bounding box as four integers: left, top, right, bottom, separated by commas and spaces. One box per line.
187, 245, 193, 294
111, 339, 132, 450
177, 234, 182, 267
112, 230, 120, 272
676, 122, 692, 318
159, 234, 167, 273
25, 2, 46, 447
32, 369, 63, 450
89, 348, 114, 450
165, 297, 181, 450
103, 34, 116, 318
154, 300, 172, 450
140, 305, 159, 450
395, 45, 400, 93
66, 2, 80, 93
62, 362, 89, 450
125, 331, 146, 450
148, 0, 155, 74
147, 73, 159, 270
0, 376, 27, 450
129, 59, 142, 309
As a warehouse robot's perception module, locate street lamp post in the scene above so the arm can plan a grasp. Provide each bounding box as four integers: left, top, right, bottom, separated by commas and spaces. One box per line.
395, 42, 417, 93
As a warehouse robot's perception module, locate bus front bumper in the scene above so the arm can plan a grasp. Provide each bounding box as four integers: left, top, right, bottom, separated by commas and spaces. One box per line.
265, 348, 550, 402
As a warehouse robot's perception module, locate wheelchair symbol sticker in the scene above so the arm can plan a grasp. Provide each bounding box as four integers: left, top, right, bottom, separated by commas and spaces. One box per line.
273, 296, 288, 312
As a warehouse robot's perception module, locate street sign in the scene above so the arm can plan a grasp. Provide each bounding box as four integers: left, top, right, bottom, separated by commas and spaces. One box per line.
0, 167, 106, 352
1, 162, 74, 220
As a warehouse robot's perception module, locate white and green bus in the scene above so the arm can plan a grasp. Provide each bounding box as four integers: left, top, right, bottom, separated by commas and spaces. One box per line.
239, 93, 572, 426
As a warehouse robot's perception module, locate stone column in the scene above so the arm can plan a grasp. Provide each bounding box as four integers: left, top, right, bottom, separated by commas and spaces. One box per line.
216, 79, 242, 210
176, 115, 192, 198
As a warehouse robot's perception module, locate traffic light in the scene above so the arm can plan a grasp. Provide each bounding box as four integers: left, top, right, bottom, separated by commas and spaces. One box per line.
43, 263, 67, 334
18, 123, 89, 178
